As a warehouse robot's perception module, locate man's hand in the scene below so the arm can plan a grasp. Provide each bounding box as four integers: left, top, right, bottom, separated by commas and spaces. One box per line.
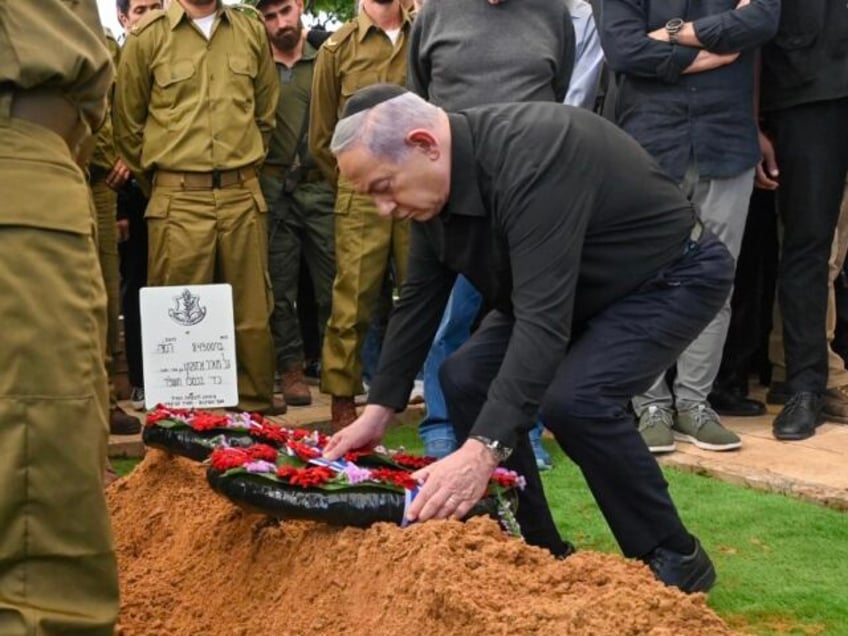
116, 218, 130, 243
105, 157, 132, 191
755, 129, 779, 190
322, 404, 394, 460
405, 438, 498, 522
683, 50, 739, 74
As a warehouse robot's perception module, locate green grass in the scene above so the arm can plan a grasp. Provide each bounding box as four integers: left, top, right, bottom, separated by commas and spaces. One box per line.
115, 423, 848, 635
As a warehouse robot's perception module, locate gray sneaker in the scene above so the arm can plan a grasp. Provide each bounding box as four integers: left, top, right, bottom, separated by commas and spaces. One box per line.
638, 405, 676, 453
674, 403, 742, 451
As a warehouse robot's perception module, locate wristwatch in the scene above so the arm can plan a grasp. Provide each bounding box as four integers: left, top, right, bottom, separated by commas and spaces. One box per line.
470, 435, 513, 463
665, 17, 685, 44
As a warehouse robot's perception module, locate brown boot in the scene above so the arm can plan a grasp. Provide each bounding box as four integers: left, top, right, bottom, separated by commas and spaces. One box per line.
281, 367, 312, 406
331, 396, 357, 431
110, 406, 141, 435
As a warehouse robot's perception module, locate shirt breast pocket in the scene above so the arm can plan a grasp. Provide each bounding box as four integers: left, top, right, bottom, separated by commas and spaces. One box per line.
340, 72, 379, 101
152, 59, 196, 115
227, 55, 258, 113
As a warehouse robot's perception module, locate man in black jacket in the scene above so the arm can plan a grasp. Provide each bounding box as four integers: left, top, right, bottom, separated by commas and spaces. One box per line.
323, 85, 734, 594
759, 0, 848, 440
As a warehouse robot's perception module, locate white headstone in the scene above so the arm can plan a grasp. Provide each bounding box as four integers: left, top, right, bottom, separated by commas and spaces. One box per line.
140, 284, 239, 409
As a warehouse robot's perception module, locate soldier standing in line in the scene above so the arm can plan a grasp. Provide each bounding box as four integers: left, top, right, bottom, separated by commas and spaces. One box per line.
309, 0, 413, 430
254, 0, 337, 408
114, 0, 283, 414
0, 1, 120, 632
88, 28, 144, 436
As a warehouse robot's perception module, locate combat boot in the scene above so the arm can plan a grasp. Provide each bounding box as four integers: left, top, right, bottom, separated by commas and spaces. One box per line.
331, 396, 357, 431
281, 367, 312, 406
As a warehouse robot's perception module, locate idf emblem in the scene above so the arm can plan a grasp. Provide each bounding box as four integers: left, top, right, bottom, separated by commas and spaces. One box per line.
168, 289, 207, 327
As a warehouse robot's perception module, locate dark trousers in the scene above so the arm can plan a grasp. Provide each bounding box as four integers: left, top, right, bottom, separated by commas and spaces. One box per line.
117, 181, 148, 389
768, 97, 848, 393
715, 188, 779, 391
439, 233, 734, 557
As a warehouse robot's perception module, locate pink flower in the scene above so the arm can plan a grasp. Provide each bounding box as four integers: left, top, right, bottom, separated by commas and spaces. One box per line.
342, 464, 373, 485
245, 460, 277, 474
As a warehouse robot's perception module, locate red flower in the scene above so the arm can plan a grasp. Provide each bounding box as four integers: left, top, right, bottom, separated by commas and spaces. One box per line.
145, 410, 170, 426
369, 468, 418, 490
276, 465, 334, 488
247, 444, 278, 462
252, 423, 288, 446
210, 448, 250, 472
392, 453, 436, 469
190, 413, 229, 431
287, 440, 320, 461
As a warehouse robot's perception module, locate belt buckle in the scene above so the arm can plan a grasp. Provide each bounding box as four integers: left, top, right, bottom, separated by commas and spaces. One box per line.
211, 169, 222, 189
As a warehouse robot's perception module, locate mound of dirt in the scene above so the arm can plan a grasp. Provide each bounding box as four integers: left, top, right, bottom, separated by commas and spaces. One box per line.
108, 451, 733, 635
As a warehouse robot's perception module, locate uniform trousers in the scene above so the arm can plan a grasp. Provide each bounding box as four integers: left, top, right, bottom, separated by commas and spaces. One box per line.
145, 177, 275, 411
321, 185, 409, 396
439, 233, 733, 557
259, 173, 335, 373
0, 118, 118, 635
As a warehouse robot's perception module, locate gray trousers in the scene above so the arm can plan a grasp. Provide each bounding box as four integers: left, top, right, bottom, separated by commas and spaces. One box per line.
633, 165, 755, 414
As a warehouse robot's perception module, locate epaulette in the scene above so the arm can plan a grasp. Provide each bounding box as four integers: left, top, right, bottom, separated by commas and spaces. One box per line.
129, 8, 166, 37
229, 3, 264, 23
104, 26, 116, 41
321, 20, 357, 52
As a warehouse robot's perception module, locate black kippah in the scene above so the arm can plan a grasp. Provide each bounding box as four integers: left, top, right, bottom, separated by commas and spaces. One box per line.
341, 83, 409, 119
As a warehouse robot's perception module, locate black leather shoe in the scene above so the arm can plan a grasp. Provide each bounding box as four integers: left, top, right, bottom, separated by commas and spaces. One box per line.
708, 387, 766, 417
642, 538, 716, 594
773, 392, 822, 441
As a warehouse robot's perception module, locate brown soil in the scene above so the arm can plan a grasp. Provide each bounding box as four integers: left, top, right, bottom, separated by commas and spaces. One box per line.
108, 450, 734, 635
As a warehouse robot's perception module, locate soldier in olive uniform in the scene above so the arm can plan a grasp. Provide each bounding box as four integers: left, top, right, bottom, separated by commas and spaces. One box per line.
0, 1, 120, 633
114, 0, 282, 413
255, 0, 336, 408
309, 0, 412, 429
88, 30, 143, 435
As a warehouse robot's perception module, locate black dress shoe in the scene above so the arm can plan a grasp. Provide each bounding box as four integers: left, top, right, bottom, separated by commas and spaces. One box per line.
642, 537, 716, 594
773, 392, 822, 441
708, 387, 766, 417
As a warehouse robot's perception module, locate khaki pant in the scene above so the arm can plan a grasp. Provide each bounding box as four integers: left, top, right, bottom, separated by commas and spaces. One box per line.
146, 177, 275, 410
91, 178, 121, 401
321, 184, 410, 396
771, 181, 848, 388
0, 118, 118, 635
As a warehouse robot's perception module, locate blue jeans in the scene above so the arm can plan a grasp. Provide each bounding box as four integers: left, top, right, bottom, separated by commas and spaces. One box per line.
419, 276, 482, 457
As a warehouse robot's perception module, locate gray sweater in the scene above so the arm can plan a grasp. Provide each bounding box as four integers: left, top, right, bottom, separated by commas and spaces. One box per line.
408, 0, 575, 110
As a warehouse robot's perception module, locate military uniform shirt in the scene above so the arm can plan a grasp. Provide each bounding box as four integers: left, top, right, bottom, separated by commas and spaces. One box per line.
266, 39, 319, 169
113, 1, 278, 177
91, 32, 121, 171
309, 8, 412, 185
0, 0, 112, 135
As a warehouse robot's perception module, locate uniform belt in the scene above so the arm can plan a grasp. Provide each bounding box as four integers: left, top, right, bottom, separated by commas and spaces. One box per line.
260, 163, 287, 180
3, 87, 90, 162
153, 167, 257, 189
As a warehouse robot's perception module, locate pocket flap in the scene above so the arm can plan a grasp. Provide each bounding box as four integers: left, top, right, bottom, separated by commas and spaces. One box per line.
153, 60, 195, 87
228, 55, 257, 77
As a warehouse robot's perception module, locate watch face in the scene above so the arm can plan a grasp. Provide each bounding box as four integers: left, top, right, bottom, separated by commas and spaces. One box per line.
666, 17, 684, 31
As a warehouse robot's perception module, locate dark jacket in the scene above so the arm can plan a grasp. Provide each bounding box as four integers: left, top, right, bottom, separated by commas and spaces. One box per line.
760, 0, 848, 111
